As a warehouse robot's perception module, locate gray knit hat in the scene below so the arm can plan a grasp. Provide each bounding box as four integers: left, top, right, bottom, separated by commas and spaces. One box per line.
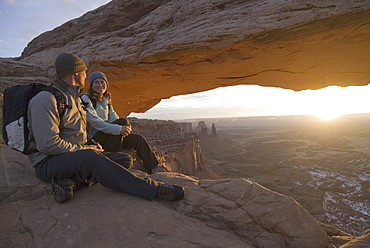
88, 71, 109, 88
55, 53, 87, 77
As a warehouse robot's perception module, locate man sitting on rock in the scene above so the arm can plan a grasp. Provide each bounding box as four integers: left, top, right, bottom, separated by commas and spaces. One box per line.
27, 52, 184, 203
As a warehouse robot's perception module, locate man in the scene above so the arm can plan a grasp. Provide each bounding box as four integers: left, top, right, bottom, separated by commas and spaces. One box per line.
27, 52, 184, 203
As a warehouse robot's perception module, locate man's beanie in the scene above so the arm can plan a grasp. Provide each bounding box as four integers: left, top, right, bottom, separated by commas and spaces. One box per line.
89, 71, 109, 88
55, 53, 87, 77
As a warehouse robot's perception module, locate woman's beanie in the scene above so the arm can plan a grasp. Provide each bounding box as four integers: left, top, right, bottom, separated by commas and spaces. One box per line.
55, 53, 87, 77
88, 71, 109, 88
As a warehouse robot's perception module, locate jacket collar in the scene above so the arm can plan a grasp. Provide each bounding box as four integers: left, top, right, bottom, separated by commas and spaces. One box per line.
53, 77, 82, 97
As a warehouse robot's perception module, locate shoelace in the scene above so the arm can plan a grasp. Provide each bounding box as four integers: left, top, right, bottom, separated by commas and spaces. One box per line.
157, 185, 174, 199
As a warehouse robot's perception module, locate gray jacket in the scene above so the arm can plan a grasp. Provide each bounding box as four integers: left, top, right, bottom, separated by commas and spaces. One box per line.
27, 78, 89, 166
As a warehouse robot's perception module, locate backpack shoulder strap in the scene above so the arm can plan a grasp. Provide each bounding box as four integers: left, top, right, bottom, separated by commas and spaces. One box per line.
41, 87, 67, 118
81, 93, 97, 109
81, 93, 112, 111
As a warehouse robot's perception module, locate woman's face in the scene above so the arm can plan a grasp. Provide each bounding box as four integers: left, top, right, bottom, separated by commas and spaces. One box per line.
92, 78, 107, 95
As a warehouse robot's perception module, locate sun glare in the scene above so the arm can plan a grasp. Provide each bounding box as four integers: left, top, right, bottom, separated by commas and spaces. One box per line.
314, 112, 343, 120
306, 86, 361, 121
129, 85, 370, 120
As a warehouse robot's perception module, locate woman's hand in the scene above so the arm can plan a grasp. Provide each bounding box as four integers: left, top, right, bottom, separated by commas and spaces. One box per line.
86, 142, 104, 152
120, 125, 132, 137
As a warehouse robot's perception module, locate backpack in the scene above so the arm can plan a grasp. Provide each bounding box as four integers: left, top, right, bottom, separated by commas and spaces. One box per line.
2, 83, 66, 155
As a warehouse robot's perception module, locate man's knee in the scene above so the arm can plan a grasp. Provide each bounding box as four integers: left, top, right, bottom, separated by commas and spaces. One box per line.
104, 152, 133, 169
76, 149, 102, 160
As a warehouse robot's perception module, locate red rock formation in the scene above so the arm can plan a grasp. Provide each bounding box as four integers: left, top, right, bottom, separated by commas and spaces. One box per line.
129, 118, 205, 175
1, 0, 369, 116
1, 2, 369, 244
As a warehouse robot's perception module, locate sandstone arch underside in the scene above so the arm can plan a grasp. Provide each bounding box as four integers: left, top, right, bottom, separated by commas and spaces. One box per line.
11, 0, 370, 116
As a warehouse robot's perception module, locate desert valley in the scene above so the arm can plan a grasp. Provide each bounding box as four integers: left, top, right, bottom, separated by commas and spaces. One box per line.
188, 114, 370, 236
1, 0, 370, 246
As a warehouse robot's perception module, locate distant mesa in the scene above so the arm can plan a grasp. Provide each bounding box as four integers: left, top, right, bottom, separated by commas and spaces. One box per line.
195, 121, 218, 138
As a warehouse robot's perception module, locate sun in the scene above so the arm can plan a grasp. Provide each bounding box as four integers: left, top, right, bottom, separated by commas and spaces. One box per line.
311, 103, 344, 120
314, 111, 342, 120
305, 86, 352, 121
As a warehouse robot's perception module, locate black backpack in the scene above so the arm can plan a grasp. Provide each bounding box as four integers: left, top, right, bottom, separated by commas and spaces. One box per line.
2, 83, 66, 154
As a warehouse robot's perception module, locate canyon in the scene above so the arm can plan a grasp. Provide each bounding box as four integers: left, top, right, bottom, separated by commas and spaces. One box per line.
1, 0, 370, 247
0, 117, 369, 247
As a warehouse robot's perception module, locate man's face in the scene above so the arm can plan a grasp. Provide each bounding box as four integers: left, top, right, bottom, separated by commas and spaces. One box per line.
74, 71, 87, 88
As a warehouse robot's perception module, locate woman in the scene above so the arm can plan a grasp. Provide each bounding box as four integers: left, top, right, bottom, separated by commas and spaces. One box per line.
81, 71, 166, 174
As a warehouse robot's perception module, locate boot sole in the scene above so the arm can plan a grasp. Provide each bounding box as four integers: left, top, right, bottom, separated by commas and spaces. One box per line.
173, 185, 185, 201
53, 183, 73, 203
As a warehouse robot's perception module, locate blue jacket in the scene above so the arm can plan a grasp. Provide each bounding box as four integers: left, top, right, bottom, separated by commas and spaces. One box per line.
81, 94, 121, 138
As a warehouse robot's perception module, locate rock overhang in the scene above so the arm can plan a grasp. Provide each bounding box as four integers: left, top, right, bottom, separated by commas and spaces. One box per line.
5, 0, 370, 116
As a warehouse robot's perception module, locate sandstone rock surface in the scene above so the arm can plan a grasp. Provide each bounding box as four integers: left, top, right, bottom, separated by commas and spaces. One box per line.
1, 144, 330, 248
1, 118, 369, 247
1, 0, 369, 116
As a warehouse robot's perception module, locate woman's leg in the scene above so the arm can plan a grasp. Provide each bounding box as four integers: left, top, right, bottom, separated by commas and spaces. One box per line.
122, 134, 160, 171
93, 132, 123, 152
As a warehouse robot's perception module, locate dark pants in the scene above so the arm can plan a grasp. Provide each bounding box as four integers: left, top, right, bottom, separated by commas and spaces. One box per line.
35, 149, 158, 200
93, 132, 159, 170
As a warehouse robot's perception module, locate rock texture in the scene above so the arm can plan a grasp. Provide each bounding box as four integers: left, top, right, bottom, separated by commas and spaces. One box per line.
1, 118, 369, 247
1, 0, 369, 116
128, 118, 208, 176
1, 143, 331, 248
0, 58, 51, 86
339, 230, 370, 248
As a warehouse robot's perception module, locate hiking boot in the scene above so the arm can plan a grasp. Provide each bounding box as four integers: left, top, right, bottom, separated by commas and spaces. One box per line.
150, 165, 168, 174
52, 178, 78, 203
156, 183, 185, 201
52, 179, 97, 203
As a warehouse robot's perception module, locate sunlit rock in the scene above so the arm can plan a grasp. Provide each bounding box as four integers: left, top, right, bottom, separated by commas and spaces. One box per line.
1, 0, 369, 116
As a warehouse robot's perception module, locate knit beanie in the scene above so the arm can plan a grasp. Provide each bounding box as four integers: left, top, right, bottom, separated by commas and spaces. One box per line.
88, 71, 109, 88
55, 53, 87, 77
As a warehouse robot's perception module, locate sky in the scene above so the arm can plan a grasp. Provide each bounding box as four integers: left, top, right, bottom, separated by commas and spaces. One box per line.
128, 85, 370, 120
1, 0, 370, 121
0, 0, 111, 58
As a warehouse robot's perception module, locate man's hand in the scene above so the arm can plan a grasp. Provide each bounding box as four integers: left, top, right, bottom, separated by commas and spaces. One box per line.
120, 125, 132, 137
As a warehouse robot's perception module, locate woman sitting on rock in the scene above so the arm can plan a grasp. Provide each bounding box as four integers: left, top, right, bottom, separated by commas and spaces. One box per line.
81, 71, 166, 174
